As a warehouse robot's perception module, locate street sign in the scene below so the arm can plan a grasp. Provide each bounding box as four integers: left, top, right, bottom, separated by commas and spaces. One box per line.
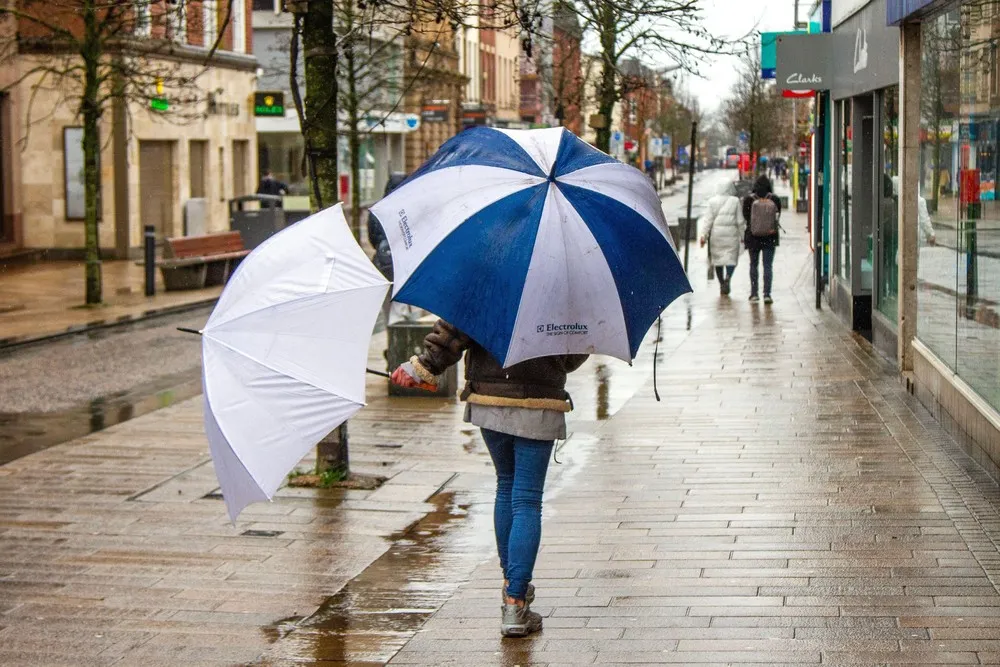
253, 91, 285, 117
650, 137, 663, 157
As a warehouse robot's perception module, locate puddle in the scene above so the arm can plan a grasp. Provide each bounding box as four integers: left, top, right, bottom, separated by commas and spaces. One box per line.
256, 490, 495, 665
0, 368, 202, 465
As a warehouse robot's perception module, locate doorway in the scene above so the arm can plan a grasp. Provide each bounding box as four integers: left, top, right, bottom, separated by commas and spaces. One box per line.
852, 95, 875, 340
139, 140, 175, 239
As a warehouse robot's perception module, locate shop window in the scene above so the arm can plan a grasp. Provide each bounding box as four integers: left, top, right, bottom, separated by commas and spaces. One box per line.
63, 127, 101, 221
917, 3, 1000, 411
878, 87, 900, 322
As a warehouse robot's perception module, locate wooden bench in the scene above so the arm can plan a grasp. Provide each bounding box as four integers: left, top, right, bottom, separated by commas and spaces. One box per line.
157, 232, 250, 291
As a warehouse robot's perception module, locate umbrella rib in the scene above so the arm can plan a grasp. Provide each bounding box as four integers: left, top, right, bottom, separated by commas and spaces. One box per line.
207, 283, 388, 335
204, 334, 370, 409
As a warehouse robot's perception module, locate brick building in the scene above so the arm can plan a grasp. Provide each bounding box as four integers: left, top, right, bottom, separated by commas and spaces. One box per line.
0, 0, 258, 259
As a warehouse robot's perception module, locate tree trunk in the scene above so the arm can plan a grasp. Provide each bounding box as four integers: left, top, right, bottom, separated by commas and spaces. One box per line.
594, 10, 617, 154
316, 423, 349, 476
300, 0, 348, 474
81, 0, 102, 305
302, 0, 339, 210
344, 34, 363, 240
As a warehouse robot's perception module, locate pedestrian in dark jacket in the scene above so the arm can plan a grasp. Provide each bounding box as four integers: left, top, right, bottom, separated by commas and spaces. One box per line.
367, 173, 407, 280
742, 174, 781, 304
256, 171, 288, 197
391, 320, 587, 638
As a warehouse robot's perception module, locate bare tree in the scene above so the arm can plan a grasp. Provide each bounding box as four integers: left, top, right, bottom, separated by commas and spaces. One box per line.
920, 14, 960, 212
0, 0, 234, 305
339, 13, 408, 237
722, 48, 789, 175
565, 0, 737, 153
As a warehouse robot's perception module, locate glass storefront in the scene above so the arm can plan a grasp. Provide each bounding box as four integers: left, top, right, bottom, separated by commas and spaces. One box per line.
839, 99, 853, 282
879, 87, 900, 321
918, 2, 1000, 410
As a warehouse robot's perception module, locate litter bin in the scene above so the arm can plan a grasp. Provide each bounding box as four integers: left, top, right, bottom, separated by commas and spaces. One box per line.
386, 319, 458, 398
229, 195, 285, 249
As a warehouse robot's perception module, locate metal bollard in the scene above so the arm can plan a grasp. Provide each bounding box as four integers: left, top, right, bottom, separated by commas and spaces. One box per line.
144, 225, 155, 297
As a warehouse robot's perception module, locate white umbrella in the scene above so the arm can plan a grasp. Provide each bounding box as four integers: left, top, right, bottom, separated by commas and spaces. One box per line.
200, 204, 389, 521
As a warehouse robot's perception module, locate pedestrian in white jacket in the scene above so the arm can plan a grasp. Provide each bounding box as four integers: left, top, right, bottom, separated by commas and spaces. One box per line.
891, 176, 936, 245
700, 181, 743, 296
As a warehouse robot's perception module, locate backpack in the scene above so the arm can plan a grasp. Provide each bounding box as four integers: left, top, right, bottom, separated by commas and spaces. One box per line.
749, 195, 779, 237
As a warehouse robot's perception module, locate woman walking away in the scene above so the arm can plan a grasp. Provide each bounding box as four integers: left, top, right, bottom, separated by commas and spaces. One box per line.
700, 181, 743, 296
742, 174, 782, 305
391, 321, 587, 638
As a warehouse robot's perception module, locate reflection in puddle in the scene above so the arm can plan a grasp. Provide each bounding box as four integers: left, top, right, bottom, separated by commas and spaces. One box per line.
0, 370, 201, 465
596, 363, 610, 421
258, 491, 495, 665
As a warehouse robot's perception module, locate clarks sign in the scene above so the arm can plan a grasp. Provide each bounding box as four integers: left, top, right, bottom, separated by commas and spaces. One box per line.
786, 72, 825, 86
776, 34, 833, 91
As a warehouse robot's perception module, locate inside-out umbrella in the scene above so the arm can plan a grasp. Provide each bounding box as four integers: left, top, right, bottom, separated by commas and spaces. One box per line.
369, 126, 692, 369
199, 204, 389, 520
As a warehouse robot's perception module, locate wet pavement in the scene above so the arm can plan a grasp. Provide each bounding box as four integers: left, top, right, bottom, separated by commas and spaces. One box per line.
9, 175, 1000, 664
0, 259, 222, 346
0, 307, 212, 464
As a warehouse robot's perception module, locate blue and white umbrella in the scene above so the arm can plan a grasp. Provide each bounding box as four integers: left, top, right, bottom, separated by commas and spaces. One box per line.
369, 127, 692, 368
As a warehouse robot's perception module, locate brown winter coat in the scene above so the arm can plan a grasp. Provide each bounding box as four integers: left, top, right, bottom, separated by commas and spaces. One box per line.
410, 320, 588, 412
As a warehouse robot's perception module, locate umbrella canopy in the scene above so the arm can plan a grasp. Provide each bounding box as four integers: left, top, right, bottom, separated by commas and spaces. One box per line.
369, 126, 691, 368
202, 204, 389, 520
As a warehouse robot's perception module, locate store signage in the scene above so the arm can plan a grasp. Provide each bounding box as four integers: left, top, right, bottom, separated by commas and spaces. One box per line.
421, 100, 450, 123
886, 0, 939, 26
853, 28, 868, 73
254, 92, 285, 117
461, 106, 489, 127
830, 0, 898, 99
775, 34, 832, 91
761, 31, 805, 80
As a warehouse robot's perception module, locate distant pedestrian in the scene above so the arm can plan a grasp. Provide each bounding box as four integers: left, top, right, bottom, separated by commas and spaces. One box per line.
918, 188, 937, 246
390, 324, 587, 638
256, 170, 288, 197
699, 181, 743, 297
742, 174, 781, 305
892, 175, 936, 246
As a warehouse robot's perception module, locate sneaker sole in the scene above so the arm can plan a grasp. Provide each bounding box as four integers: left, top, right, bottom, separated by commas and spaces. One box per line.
501, 621, 543, 638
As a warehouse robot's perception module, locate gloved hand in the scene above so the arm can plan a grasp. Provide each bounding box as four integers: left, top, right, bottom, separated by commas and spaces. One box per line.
390, 362, 437, 391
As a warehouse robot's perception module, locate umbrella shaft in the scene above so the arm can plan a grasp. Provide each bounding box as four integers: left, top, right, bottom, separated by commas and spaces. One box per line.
366, 369, 391, 378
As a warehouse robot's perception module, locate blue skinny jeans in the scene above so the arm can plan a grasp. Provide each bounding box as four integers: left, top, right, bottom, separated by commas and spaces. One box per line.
748, 246, 776, 297
481, 429, 553, 601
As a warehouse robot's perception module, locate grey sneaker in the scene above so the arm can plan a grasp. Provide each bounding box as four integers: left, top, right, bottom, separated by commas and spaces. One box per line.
749, 295, 760, 304
501, 602, 543, 638
502, 583, 535, 605
764, 295, 773, 305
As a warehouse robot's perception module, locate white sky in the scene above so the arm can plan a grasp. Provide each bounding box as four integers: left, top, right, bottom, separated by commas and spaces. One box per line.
682, 0, 799, 114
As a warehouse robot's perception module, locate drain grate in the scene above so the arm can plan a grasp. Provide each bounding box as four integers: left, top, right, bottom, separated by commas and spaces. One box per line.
241, 529, 284, 538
